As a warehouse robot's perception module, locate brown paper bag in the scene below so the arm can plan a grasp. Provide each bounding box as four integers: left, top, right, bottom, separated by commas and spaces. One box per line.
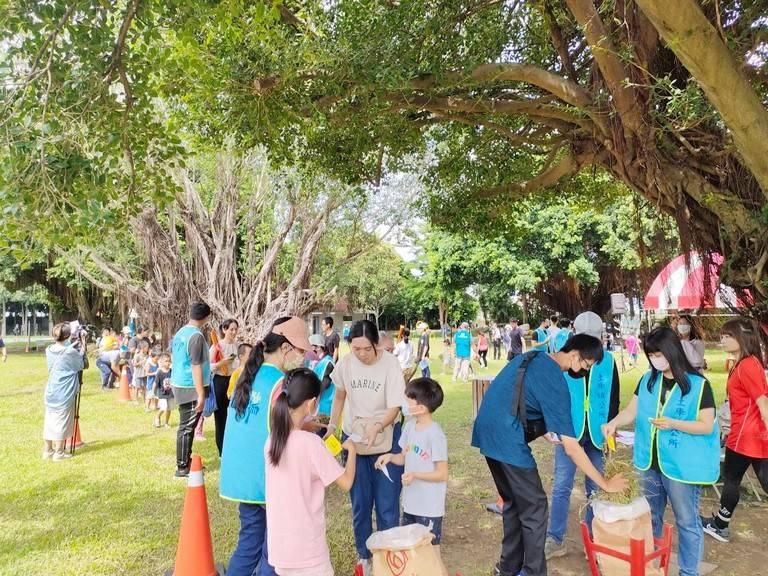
368, 525, 442, 576
592, 512, 662, 576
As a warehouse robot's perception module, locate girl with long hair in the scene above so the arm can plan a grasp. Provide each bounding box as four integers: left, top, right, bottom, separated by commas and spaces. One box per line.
265, 368, 356, 576
702, 318, 768, 543
676, 314, 706, 370
219, 316, 311, 576
210, 318, 240, 455
603, 327, 720, 576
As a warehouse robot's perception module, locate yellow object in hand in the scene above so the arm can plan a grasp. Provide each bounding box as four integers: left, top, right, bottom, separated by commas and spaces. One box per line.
324, 434, 342, 457
607, 435, 616, 452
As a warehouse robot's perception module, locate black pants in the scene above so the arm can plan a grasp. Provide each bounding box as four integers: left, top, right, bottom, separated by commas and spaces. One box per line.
486, 458, 548, 576
478, 349, 488, 367
718, 448, 768, 521
177, 400, 202, 472
493, 339, 502, 360
212, 374, 230, 456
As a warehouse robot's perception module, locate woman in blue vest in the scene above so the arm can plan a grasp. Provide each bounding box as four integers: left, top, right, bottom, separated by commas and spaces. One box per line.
546, 312, 620, 559
220, 316, 311, 576
603, 327, 719, 576
312, 336, 335, 436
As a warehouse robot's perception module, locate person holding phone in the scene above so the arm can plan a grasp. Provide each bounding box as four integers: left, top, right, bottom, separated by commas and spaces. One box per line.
603, 327, 719, 576
210, 319, 241, 456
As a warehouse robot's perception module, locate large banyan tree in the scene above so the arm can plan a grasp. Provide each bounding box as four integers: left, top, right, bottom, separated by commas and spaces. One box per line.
1, 1, 767, 317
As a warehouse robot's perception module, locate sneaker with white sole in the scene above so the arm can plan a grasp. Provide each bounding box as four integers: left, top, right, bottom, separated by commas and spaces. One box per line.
42, 450, 54, 460
544, 536, 568, 559
702, 516, 730, 543
52, 451, 72, 461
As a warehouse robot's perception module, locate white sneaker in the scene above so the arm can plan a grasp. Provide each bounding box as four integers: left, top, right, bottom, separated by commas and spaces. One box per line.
42, 450, 54, 460
52, 451, 73, 462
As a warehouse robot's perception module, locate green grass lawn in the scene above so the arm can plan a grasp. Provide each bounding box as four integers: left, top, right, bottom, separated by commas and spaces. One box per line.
0, 341, 732, 576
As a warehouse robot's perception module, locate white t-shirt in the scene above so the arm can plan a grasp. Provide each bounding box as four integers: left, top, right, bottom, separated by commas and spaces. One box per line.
331, 351, 405, 435
393, 340, 414, 369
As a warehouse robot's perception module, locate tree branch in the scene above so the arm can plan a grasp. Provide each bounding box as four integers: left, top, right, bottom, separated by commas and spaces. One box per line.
106, 0, 141, 79
565, 0, 644, 133
411, 62, 592, 109
390, 93, 592, 128
472, 151, 594, 199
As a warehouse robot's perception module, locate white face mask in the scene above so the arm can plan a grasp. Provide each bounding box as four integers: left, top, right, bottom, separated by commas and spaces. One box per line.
677, 324, 691, 336
302, 399, 319, 424
650, 356, 670, 372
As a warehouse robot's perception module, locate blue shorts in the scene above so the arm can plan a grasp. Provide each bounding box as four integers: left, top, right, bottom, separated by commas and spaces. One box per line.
402, 512, 443, 545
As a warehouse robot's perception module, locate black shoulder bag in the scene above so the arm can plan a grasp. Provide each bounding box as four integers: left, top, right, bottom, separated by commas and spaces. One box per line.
510, 351, 548, 443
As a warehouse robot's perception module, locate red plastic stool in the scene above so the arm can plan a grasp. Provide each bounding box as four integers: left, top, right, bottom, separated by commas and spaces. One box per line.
580, 521, 674, 576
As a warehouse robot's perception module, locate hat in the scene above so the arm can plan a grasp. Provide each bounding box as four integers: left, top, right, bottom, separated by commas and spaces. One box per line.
273, 316, 312, 352
309, 333, 325, 348
460, 322, 470, 329
121, 326, 131, 335
573, 312, 603, 339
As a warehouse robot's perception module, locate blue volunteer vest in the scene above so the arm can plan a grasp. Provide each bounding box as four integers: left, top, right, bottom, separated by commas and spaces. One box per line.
564, 350, 614, 449
170, 325, 211, 387
634, 370, 720, 484
219, 363, 284, 503
552, 329, 571, 353
532, 327, 548, 350
314, 355, 335, 415
455, 330, 472, 358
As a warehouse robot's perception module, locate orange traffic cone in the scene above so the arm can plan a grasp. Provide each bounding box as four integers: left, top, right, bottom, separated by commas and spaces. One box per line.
168, 455, 223, 576
67, 420, 85, 449
117, 367, 132, 402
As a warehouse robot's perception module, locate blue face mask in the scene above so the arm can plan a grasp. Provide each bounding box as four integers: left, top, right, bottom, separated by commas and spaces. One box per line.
401, 400, 411, 418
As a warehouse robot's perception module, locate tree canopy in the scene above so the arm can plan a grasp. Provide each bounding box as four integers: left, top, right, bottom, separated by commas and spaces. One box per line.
2, 1, 767, 320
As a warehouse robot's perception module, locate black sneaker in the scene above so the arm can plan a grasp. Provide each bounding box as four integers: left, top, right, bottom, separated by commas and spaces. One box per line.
701, 516, 730, 543
173, 468, 189, 479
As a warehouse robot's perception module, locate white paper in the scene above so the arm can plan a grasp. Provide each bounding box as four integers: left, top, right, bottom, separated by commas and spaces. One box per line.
616, 430, 635, 446
348, 433, 363, 443
380, 463, 393, 483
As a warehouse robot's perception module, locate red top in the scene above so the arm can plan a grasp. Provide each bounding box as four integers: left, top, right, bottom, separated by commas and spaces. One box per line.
726, 356, 768, 458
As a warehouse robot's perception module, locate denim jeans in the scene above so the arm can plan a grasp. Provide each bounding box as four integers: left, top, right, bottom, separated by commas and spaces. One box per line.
344, 423, 403, 559
641, 469, 703, 576
95, 356, 113, 388
421, 364, 431, 379
227, 503, 276, 576
547, 440, 603, 544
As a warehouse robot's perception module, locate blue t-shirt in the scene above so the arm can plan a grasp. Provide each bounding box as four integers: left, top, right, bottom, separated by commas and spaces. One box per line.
454, 329, 472, 359
471, 352, 575, 468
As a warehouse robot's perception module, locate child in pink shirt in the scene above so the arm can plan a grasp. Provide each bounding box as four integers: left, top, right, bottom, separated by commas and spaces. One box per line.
266, 368, 357, 576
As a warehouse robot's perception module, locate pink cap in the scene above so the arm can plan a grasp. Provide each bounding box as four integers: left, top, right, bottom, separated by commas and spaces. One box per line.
273, 317, 311, 352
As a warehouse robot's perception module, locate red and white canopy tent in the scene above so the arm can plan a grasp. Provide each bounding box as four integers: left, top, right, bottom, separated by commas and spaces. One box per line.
643, 252, 750, 313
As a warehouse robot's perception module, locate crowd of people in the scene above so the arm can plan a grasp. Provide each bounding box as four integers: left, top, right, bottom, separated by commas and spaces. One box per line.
37, 302, 768, 576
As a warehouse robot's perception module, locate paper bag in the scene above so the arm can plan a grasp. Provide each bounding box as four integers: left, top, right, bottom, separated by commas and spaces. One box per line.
366, 524, 441, 576
592, 511, 662, 576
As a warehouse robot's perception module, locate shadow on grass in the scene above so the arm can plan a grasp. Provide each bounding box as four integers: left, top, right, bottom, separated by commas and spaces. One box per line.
69, 434, 151, 455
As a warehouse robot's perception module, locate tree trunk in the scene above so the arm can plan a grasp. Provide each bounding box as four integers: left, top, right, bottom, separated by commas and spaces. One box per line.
438, 300, 447, 328
62, 152, 345, 343
635, 0, 768, 195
